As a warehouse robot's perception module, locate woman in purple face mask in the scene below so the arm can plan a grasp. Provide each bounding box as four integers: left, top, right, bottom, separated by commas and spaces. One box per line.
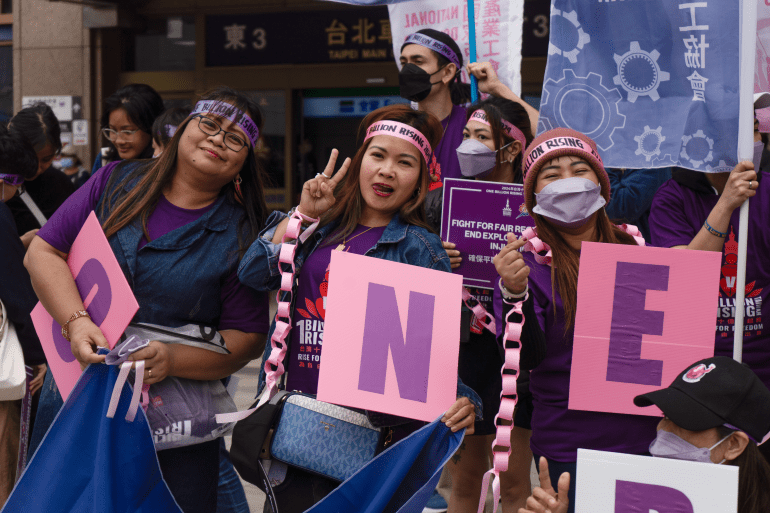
520, 356, 770, 513
493, 128, 658, 513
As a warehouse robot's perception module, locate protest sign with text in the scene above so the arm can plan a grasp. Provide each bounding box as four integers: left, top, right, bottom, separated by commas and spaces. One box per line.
440, 178, 535, 289
316, 251, 462, 422
30, 212, 139, 400
569, 242, 721, 416
576, 449, 738, 513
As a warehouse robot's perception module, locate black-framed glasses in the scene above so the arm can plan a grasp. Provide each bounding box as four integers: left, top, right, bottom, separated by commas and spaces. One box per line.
194, 115, 248, 152
102, 127, 141, 141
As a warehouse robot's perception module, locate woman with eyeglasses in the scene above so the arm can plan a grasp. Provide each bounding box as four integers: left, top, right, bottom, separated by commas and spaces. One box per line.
24, 87, 271, 513
94, 83, 165, 172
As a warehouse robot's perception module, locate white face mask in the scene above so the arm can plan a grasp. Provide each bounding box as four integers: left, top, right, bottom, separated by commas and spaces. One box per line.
649, 430, 732, 464
532, 177, 606, 228
456, 139, 513, 179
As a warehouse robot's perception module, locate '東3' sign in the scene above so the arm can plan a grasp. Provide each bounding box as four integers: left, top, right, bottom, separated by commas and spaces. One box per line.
31, 212, 139, 401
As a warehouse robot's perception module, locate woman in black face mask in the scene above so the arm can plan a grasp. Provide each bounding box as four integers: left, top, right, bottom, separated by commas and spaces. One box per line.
399, 29, 469, 188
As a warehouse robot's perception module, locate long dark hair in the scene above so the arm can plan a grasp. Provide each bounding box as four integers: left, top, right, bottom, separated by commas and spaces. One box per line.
533, 209, 637, 331
402, 29, 470, 105
0, 124, 38, 179
320, 104, 443, 245
8, 103, 62, 154
152, 106, 191, 149
101, 83, 165, 161
717, 427, 770, 513
99, 86, 269, 254
465, 97, 534, 184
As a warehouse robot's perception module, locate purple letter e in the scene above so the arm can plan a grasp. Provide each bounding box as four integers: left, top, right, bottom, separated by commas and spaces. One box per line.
357, 283, 435, 403
615, 480, 694, 513
606, 262, 668, 386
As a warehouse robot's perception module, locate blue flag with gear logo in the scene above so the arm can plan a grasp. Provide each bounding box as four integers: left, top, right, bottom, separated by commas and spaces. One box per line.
539, 0, 739, 172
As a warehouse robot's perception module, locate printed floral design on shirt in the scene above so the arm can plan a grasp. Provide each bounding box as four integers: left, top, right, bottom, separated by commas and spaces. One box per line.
296, 266, 329, 321
717, 228, 763, 337
428, 154, 443, 191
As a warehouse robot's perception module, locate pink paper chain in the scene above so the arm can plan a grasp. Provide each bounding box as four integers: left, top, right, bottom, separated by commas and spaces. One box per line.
477, 294, 526, 513
462, 287, 496, 335
521, 223, 645, 267
261, 210, 320, 405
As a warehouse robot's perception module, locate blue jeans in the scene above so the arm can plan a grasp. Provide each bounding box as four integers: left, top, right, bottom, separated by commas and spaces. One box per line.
533, 455, 577, 513
217, 438, 249, 513
28, 370, 63, 459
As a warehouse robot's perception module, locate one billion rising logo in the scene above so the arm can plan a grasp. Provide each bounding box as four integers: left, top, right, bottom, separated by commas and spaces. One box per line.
720, 228, 762, 299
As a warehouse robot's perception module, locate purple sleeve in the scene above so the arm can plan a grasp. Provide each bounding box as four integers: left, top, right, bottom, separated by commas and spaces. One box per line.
648, 180, 697, 248
219, 269, 270, 333
37, 162, 122, 253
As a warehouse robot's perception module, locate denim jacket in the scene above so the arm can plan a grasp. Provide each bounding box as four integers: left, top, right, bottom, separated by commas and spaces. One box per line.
95, 162, 245, 328
238, 210, 483, 418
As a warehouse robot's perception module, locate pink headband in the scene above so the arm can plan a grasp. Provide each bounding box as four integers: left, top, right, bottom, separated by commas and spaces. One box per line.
523, 135, 603, 177
364, 121, 432, 165
191, 100, 259, 147
404, 33, 461, 68
469, 110, 528, 150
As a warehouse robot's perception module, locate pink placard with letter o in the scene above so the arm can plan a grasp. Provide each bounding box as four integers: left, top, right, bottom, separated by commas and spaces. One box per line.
316, 251, 462, 422
30, 211, 139, 401
569, 242, 721, 416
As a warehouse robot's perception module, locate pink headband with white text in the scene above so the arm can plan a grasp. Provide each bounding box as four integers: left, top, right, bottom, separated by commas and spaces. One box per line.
404, 33, 461, 68
364, 120, 432, 165
523, 135, 603, 178
191, 100, 259, 147
469, 110, 528, 150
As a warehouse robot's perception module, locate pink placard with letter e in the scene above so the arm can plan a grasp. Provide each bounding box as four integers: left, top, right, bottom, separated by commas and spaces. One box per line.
569, 242, 721, 416
30, 211, 139, 400
316, 251, 462, 422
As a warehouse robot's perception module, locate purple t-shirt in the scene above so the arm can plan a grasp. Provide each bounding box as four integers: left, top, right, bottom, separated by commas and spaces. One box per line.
37, 162, 269, 333
432, 105, 466, 185
286, 224, 387, 395
498, 252, 659, 462
649, 177, 770, 388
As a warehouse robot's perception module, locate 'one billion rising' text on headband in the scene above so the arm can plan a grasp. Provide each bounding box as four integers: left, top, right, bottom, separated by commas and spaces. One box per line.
364, 121, 433, 165
191, 100, 260, 148
469, 110, 528, 150
523, 135, 604, 178
403, 33, 461, 69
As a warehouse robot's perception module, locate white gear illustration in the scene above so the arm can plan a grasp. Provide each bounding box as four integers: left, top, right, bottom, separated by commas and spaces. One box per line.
634, 126, 666, 162
539, 69, 626, 150
652, 154, 677, 167
613, 42, 670, 102
706, 160, 734, 173
548, 7, 590, 64
680, 129, 714, 168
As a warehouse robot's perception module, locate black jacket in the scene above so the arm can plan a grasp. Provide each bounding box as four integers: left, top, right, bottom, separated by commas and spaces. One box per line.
6, 168, 75, 235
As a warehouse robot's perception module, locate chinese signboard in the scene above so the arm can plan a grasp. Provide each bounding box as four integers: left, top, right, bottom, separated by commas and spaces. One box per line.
303, 95, 408, 118
206, 8, 393, 67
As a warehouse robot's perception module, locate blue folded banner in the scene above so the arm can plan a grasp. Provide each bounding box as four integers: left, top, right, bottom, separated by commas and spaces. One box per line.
540, 0, 740, 172
307, 418, 464, 513
2, 354, 182, 513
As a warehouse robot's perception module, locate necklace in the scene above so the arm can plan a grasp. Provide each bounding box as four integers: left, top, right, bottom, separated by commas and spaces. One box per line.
335, 226, 376, 251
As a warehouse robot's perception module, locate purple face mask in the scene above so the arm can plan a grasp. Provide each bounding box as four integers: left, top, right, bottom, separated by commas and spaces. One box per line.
532, 177, 606, 228
649, 430, 732, 463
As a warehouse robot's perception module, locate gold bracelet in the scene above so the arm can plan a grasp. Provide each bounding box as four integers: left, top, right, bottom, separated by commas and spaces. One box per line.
61, 310, 90, 342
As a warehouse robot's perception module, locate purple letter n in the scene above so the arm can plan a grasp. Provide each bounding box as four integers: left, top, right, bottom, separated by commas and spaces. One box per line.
615, 480, 694, 513
357, 283, 435, 403
606, 262, 668, 386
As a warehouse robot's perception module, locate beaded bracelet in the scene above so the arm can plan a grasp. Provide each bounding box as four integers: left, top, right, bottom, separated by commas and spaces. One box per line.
704, 219, 727, 239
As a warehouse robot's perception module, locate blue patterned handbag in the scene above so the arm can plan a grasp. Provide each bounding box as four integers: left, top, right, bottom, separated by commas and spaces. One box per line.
270, 393, 382, 482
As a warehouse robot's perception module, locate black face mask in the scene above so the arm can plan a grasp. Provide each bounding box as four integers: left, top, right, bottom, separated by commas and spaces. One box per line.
398, 63, 446, 102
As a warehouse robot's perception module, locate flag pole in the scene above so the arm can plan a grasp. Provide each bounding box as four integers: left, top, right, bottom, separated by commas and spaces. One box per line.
468, 0, 479, 101
734, 0, 758, 363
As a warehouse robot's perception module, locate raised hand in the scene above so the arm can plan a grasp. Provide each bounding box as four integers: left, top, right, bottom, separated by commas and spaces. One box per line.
518, 457, 570, 513
298, 149, 351, 219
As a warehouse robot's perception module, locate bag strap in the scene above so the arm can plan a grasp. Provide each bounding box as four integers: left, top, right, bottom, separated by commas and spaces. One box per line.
17, 189, 47, 228
477, 294, 526, 513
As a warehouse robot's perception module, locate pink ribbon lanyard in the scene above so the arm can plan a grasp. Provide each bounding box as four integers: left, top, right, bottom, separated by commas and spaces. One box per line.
106, 359, 145, 423
462, 287, 496, 335
477, 295, 526, 513
216, 209, 320, 424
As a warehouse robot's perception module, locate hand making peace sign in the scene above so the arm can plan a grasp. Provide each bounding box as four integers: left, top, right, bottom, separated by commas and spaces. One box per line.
298, 149, 351, 219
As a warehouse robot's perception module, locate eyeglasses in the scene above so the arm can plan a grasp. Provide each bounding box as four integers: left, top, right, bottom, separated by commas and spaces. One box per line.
194, 115, 248, 152
102, 127, 141, 142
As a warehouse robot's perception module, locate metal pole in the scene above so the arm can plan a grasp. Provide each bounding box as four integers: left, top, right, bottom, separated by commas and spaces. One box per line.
734, 0, 758, 362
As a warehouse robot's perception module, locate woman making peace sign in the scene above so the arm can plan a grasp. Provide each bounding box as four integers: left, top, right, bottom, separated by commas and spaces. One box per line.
238, 104, 481, 512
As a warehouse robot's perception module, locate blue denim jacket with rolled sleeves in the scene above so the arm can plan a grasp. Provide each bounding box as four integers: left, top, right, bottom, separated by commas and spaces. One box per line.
238, 210, 483, 418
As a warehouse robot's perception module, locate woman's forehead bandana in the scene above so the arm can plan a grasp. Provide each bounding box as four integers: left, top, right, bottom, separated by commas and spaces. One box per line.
191, 100, 259, 147
364, 120, 432, 165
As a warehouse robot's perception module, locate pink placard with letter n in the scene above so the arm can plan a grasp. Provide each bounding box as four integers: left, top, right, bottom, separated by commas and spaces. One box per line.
569, 242, 722, 416
316, 251, 462, 422
30, 211, 139, 401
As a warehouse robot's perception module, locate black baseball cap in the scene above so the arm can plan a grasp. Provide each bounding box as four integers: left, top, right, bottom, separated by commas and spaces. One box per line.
634, 356, 770, 442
